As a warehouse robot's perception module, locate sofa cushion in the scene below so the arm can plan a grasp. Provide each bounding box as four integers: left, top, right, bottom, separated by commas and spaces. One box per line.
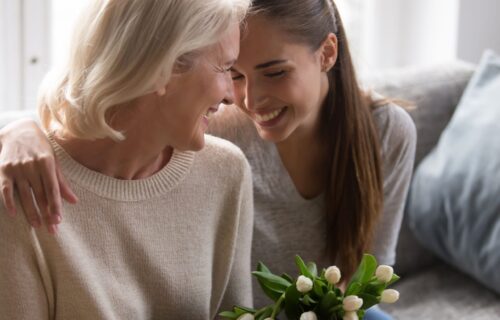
383, 263, 500, 320
407, 50, 500, 294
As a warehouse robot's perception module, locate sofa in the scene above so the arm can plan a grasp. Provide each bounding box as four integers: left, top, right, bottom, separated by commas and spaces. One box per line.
367, 61, 500, 319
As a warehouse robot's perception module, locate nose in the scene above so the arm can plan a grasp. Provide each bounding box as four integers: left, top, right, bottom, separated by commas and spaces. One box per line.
221, 73, 235, 105
244, 81, 260, 111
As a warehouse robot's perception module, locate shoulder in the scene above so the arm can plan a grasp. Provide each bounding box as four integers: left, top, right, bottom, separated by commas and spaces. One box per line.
199, 135, 252, 178
206, 105, 257, 148
372, 101, 417, 159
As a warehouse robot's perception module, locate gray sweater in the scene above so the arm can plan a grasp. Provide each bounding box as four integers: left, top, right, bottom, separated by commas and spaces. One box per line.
212, 102, 417, 308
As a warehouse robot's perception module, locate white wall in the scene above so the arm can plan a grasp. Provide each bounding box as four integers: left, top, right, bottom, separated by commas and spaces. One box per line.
355, 0, 460, 76
50, 0, 90, 67
457, 0, 500, 64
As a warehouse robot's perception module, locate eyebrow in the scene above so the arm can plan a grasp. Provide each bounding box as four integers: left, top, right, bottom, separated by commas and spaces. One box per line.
255, 59, 288, 70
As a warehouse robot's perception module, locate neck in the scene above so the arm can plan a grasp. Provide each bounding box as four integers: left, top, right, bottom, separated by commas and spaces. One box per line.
54, 132, 173, 180
275, 122, 329, 199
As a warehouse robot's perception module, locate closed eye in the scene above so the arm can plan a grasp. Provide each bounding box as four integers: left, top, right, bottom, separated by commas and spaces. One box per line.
264, 70, 286, 78
230, 69, 244, 81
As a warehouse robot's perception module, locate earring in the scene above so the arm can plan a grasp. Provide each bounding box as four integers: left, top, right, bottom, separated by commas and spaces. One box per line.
157, 87, 166, 96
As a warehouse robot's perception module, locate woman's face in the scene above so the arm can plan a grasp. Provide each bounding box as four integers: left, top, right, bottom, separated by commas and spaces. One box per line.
231, 16, 335, 143
149, 24, 240, 151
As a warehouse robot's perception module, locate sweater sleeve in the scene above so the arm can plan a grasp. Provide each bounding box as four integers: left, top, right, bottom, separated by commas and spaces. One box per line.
217, 159, 254, 315
372, 105, 417, 266
0, 205, 51, 319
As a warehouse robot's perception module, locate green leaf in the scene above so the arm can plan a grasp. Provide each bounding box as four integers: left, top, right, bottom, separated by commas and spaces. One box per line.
257, 261, 272, 274
318, 290, 338, 319
358, 292, 380, 309
301, 294, 318, 306
234, 306, 257, 314
252, 271, 292, 291
345, 281, 362, 296
387, 273, 400, 286
295, 255, 314, 279
284, 283, 303, 319
313, 279, 326, 297
256, 279, 284, 302
364, 282, 384, 296
218, 311, 238, 319
254, 306, 274, 320
253, 271, 290, 302
345, 254, 377, 296
307, 262, 318, 277
281, 273, 294, 284
350, 254, 378, 284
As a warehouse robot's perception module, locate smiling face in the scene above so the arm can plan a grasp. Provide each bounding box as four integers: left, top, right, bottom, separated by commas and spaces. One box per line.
231, 15, 336, 143
149, 24, 240, 151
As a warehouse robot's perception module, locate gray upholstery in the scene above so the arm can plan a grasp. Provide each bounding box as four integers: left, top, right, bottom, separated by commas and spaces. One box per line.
366, 62, 500, 319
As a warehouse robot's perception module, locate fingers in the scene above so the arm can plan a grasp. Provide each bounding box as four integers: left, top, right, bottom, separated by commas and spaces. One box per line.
0, 178, 16, 216
38, 157, 64, 218
15, 181, 42, 229
27, 170, 60, 234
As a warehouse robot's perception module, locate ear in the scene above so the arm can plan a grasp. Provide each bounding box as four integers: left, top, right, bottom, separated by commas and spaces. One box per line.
155, 81, 167, 96
319, 33, 338, 72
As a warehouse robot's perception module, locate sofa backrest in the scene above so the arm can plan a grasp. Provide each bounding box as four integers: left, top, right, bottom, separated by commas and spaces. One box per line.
364, 61, 475, 275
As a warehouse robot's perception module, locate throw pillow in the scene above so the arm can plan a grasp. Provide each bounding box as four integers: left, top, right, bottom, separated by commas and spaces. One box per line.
407, 50, 500, 294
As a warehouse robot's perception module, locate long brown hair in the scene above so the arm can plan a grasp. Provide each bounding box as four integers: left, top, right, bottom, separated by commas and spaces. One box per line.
250, 0, 383, 280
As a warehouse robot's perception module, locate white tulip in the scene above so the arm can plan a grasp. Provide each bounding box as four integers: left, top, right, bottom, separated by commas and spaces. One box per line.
343, 295, 363, 312
296, 275, 313, 293
263, 318, 273, 320
380, 289, 400, 303
375, 265, 394, 283
299, 311, 318, 320
343, 311, 359, 320
325, 266, 341, 284
236, 314, 255, 320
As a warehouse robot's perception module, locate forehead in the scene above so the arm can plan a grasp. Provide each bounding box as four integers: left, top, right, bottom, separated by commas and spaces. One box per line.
238, 15, 309, 66
211, 23, 241, 63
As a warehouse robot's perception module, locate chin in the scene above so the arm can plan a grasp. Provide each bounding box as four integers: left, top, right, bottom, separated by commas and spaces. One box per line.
256, 128, 290, 144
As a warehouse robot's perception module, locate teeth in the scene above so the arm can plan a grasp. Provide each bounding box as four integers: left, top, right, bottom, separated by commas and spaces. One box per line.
255, 108, 284, 122
205, 109, 217, 118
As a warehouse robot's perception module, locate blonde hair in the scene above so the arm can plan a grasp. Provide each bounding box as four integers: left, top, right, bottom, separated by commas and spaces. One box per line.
39, 0, 250, 140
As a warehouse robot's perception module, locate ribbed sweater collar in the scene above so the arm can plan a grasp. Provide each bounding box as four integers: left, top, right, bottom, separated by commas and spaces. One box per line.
48, 134, 195, 202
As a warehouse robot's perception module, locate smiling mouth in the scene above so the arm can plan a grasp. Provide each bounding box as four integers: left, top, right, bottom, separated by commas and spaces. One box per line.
254, 106, 287, 124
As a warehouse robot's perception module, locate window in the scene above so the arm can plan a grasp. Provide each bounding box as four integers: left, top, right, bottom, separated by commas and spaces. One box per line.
0, 0, 87, 115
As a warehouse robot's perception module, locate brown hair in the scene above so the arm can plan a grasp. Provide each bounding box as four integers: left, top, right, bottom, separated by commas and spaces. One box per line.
250, 0, 383, 280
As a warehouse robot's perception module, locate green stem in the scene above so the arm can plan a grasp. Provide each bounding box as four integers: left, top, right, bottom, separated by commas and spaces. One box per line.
271, 293, 286, 318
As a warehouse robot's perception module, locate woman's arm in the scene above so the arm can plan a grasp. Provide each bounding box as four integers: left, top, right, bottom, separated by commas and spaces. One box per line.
217, 156, 254, 315
0, 119, 77, 233
372, 105, 417, 265
0, 204, 51, 318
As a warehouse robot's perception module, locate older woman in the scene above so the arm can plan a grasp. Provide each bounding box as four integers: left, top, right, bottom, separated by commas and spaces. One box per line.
0, 0, 253, 319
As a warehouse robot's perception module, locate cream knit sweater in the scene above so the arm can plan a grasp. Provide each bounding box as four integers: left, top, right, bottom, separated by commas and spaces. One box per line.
0, 135, 254, 319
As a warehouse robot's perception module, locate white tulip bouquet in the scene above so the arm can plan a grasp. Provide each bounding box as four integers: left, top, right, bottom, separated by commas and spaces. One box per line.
220, 254, 400, 320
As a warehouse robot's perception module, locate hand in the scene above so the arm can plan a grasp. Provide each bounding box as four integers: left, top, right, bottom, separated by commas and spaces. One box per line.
0, 119, 78, 234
